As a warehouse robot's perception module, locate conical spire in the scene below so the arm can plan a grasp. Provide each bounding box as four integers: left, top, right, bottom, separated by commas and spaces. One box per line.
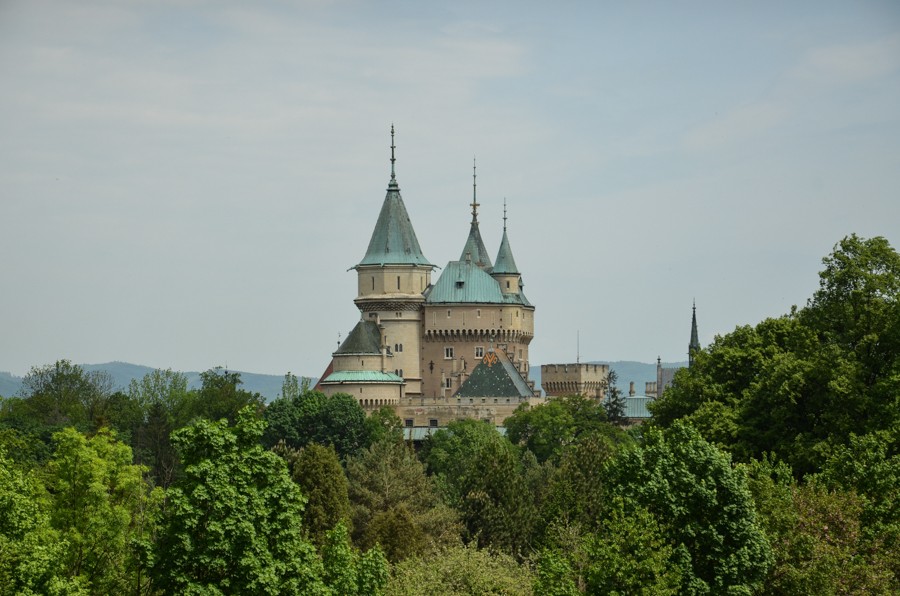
689, 300, 700, 366
356, 126, 431, 267
492, 199, 519, 275
458, 158, 493, 269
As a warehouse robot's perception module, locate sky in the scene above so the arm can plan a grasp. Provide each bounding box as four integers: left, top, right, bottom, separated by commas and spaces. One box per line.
1, 0, 899, 379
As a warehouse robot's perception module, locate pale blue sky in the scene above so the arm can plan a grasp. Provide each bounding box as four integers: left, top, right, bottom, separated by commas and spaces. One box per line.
1, 1, 898, 378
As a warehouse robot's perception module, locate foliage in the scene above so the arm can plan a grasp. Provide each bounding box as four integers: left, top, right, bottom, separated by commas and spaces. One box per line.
153, 407, 325, 594
0, 447, 82, 595
536, 501, 681, 596
365, 405, 404, 445
346, 439, 460, 561
44, 427, 162, 594
276, 442, 351, 547
387, 544, 533, 596
128, 368, 193, 488
263, 390, 370, 459
188, 367, 265, 424
603, 369, 628, 425
423, 420, 537, 558
321, 522, 388, 596
649, 235, 900, 474
606, 422, 772, 594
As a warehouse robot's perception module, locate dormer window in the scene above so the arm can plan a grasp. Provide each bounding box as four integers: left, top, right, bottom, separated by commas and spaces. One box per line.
456, 280, 464, 288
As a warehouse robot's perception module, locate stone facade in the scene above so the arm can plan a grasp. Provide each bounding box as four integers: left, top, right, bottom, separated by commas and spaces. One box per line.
540, 363, 609, 399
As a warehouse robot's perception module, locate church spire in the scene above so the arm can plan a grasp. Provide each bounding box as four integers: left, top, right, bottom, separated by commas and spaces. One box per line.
689, 300, 700, 366
492, 198, 520, 275
459, 157, 492, 269
356, 125, 431, 267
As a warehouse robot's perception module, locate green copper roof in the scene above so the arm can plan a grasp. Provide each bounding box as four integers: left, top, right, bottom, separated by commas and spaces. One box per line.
357, 180, 432, 267
321, 370, 403, 384
357, 129, 432, 268
335, 320, 382, 355
459, 220, 493, 270
454, 349, 534, 398
425, 260, 531, 306
491, 228, 519, 275
605, 396, 652, 419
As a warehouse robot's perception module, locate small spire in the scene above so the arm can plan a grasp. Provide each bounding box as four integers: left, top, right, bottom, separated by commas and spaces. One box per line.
689, 300, 701, 367
389, 124, 396, 181
503, 198, 508, 232
470, 156, 479, 222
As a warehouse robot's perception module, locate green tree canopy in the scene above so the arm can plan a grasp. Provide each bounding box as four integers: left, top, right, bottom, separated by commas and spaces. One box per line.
153, 407, 325, 594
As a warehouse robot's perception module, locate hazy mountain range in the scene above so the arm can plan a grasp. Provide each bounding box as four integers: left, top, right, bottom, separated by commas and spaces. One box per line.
0, 360, 687, 401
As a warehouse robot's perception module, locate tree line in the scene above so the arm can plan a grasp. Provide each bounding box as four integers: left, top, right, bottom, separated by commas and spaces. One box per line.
1, 233, 898, 594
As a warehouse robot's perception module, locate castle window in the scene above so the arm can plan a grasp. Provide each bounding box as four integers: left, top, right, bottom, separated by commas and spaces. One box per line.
447, 309, 451, 318
371, 276, 375, 290
444, 347, 454, 359
429, 418, 438, 428
506, 281, 510, 288
477, 309, 481, 318
404, 418, 413, 427
396, 312, 402, 318
398, 343, 403, 352
444, 378, 451, 388
397, 276, 401, 290
475, 346, 484, 358
399, 369, 403, 376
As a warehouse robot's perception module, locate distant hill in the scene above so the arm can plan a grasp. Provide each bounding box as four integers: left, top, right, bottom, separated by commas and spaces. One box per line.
0, 362, 318, 403
3, 359, 686, 401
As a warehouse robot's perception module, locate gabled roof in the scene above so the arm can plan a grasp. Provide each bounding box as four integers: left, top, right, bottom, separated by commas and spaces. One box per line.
454, 348, 534, 398
491, 228, 519, 275
335, 320, 382, 355
459, 221, 493, 270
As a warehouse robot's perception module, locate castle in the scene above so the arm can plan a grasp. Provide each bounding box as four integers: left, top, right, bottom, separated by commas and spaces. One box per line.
316, 128, 543, 427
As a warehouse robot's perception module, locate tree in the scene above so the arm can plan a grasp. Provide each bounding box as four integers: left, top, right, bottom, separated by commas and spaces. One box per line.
346, 439, 460, 561
320, 522, 388, 596
153, 407, 325, 594
264, 389, 370, 459
422, 420, 537, 558
603, 370, 628, 425
276, 442, 352, 547
16, 360, 112, 430
129, 369, 193, 488
188, 367, 264, 424
606, 422, 772, 594
43, 427, 162, 594
388, 544, 533, 596
0, 447, 81, 594
536, 501, 681, 596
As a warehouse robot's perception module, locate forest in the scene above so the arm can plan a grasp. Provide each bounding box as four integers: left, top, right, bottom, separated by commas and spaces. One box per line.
1, 233, 898, 595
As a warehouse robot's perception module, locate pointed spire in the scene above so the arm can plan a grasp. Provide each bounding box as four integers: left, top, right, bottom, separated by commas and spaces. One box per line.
356, 125, 431, 267
492, 199, 519, 275
470, 157, 479, 223
459, 157, 492, 269
689, 300, 701, 366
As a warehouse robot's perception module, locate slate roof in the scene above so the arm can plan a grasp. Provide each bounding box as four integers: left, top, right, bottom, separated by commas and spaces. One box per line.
335, 320, 381, 355
459, 221, 493, 270
491, 228, 519, 275
356, 178, 432, 267
454, 349, 534, 398
425, 261, 532, 306
321, 370, 404, 384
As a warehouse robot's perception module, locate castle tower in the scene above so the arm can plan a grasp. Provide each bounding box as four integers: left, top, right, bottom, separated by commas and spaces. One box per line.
352, 126, 433, 396
420, 188, 534, 399
689, 301, 700, 367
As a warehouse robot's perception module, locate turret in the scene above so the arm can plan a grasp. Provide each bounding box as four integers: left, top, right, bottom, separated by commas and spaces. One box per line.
491, 199, 523, 295
458, 158, 493, 269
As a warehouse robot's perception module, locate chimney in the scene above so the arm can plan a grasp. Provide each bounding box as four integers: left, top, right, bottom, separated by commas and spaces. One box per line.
629, 381, 635, 397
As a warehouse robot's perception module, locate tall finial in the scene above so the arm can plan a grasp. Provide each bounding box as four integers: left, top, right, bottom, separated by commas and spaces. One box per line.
503, 198, 508, 232
470, 156, 479, 222
389, 124, 396, 181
